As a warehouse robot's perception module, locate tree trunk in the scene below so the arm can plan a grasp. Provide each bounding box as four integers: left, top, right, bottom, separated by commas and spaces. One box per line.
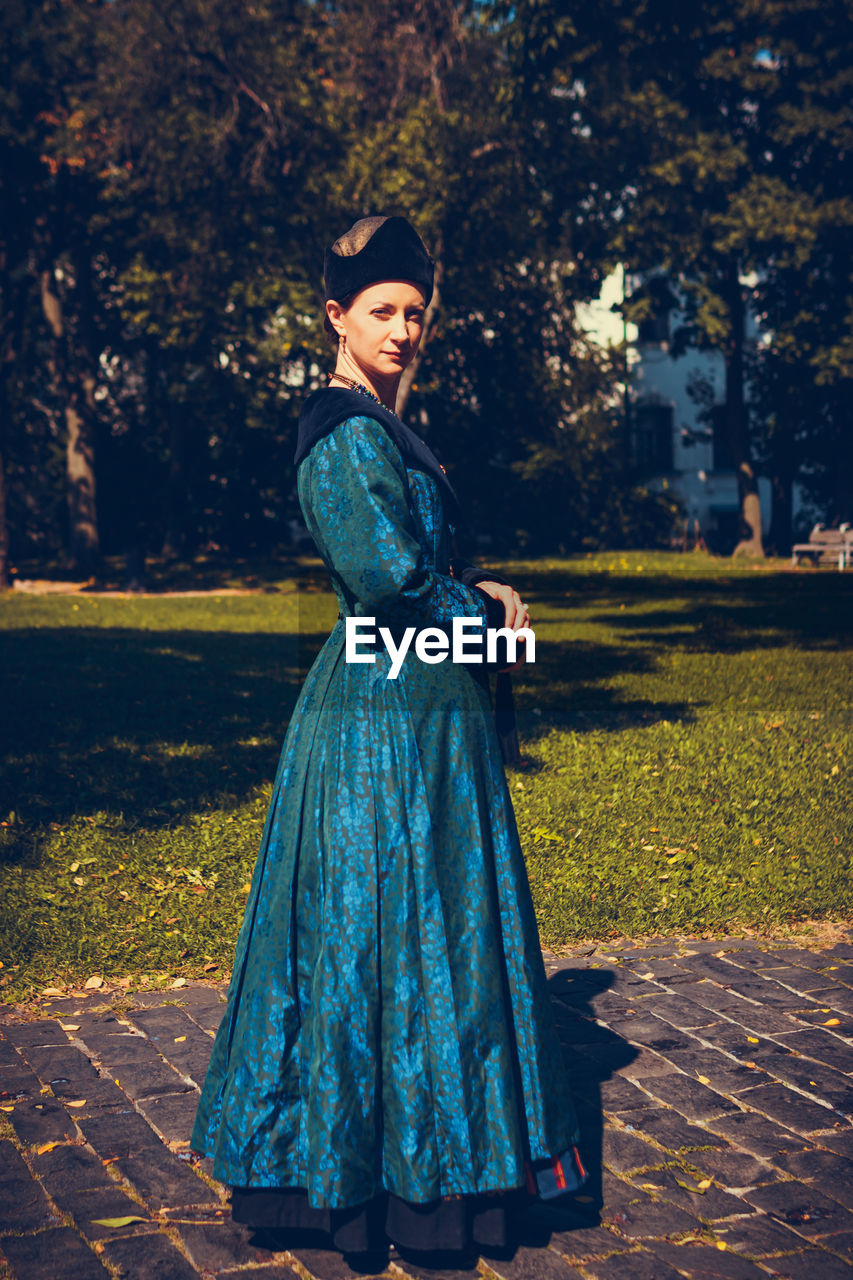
723, 259, 764, 558
65, 398, 99, 574
0, 253, 30, 588
768, 396, 795, 555
161, 385, 189, 560
0, 439, 8, 587
0, 325, 12, 589
395, 248, 443, 418
40, 262, 100, 576
830, 383, 852, 525
769, 469, 792, 557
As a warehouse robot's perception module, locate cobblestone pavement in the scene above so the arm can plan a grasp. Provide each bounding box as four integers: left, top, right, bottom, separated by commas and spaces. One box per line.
2, 936, 853, 1279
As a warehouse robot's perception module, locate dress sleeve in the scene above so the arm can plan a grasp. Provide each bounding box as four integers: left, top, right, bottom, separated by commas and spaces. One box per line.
449, 555, 512, 590
299, 414, 506, 634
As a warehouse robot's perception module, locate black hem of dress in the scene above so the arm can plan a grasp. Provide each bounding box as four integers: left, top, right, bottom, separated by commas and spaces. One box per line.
230, 1184, 531, 1253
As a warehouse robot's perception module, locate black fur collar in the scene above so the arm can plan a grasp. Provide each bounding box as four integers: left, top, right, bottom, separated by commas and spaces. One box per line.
294, 388, 460, 523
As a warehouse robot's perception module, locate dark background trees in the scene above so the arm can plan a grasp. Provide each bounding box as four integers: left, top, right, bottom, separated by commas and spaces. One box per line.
505, 0, 853, 556
1, 0, 850, 580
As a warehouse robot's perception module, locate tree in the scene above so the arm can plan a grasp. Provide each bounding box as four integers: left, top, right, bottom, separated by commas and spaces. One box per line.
81, 0, 334, 557
0, 0, 78, 578
1, 0, 681, 570
0, 1, 112, 577
744, 2, 853, 539
310, 0, 665, 551
503, 0, 853, 554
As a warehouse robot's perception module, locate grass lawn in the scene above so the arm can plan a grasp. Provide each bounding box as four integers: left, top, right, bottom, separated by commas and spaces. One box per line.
1, 550, 851, 1001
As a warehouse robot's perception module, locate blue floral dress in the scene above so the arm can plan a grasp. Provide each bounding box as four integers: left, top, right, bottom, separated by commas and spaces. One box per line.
191, 408, 586, 1251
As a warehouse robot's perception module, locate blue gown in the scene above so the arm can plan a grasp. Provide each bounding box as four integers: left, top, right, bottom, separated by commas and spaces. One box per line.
191, 408, 586, 1248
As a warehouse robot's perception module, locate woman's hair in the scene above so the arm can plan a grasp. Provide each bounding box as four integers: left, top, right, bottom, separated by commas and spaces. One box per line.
323, 290, 356, 346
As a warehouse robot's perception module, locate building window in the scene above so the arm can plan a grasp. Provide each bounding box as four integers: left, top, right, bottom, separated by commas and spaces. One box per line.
638, 309, 670, 344
631, 402, 674, 472
635, 275, 678, 344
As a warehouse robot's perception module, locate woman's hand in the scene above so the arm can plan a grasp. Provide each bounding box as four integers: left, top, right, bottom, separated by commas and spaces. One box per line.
475, 580, 530, 671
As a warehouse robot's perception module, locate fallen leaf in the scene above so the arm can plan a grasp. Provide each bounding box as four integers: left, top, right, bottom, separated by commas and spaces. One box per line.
716, 1241, 728, 1250
90, 1216, 148, 1228
0, 1105, 15, 1112
676, 1178, 706, 1194
696, 1074, 711, 1085
532, 827, 564, 842
174, 1036, 186, 1043
747, 1036, 759, 1044
203, 962, 218, 973
66, 1100, 87, 1108
697, 1178, 712, 1190
42, 987, 65, 997
170, 977, 187, 989
36, 1142, 61, 1154
84, 975, 104, 990
822, 1018, 841, 1027
60, 1023, 80, 1032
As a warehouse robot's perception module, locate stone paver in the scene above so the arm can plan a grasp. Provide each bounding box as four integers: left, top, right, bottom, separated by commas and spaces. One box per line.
1, 937, 853, 1278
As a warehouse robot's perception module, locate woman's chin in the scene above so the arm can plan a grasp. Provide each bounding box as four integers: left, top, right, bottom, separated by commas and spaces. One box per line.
378, 355, 409, 373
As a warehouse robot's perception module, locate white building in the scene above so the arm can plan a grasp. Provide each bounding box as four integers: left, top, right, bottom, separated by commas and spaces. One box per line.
576, 265, 776, 551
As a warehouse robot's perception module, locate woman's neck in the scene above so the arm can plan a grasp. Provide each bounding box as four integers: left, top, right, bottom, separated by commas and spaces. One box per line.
330, 352, 400, 413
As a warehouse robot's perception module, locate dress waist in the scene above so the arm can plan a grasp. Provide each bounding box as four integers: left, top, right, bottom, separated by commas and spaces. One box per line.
332, 615, 519, 766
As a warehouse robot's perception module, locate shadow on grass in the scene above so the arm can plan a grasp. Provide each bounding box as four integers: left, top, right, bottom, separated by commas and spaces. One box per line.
515, 634, 698, 735
528, 570, 852, 655
1, 627, 313, 854
2, 617, 702, 853
6, 567, 847, 851
11, 550, 324, 594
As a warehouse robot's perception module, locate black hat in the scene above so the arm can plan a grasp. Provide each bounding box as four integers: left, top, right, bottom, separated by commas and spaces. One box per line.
323, 215, 434, 307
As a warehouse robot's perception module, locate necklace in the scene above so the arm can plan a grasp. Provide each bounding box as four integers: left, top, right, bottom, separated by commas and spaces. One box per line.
327, 372, 447, 476
328, 372, 384, 407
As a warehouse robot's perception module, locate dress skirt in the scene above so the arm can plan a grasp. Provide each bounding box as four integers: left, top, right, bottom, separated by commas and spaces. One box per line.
190, 412, 587, 1251
230, 1148, 587, 1253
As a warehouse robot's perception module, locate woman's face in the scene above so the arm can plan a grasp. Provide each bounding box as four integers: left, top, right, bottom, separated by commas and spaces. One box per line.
327, 281, 426, 379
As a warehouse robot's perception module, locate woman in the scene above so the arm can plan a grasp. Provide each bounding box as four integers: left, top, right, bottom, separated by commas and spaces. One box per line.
191, 214, 587, 1261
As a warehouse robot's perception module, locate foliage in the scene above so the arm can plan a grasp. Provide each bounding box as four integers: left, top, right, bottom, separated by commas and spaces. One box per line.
1, 558, 850, 1000
0, 0, 675, 575
3, 0, 851, 572
501, 0, 853, 549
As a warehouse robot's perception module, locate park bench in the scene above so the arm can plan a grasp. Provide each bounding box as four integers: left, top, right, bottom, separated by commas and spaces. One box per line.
791, 522, 853, 569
